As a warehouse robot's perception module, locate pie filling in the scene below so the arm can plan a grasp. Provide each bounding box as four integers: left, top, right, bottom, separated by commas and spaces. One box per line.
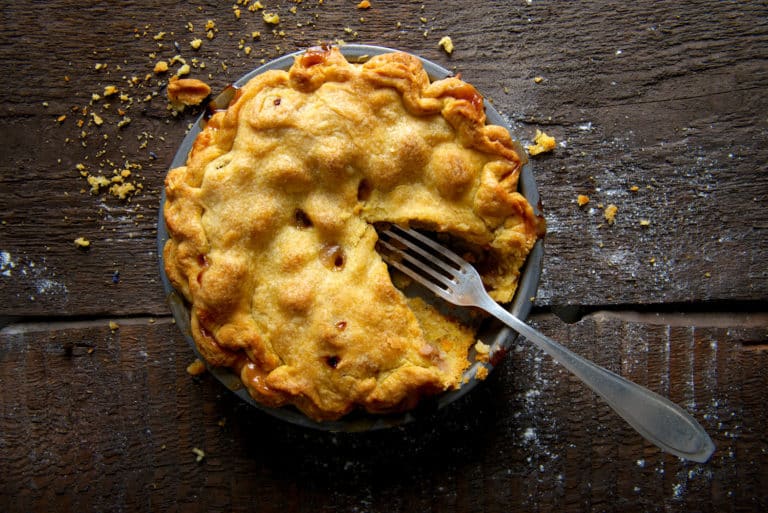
163, 46, 545, 421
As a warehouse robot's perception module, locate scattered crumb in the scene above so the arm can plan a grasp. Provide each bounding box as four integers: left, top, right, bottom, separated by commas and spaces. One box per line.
263, 12, 280, 24
527, 129, 556, 156
109, 320, 119, 331
577, 194, 590, 207
533, 76, 544, 83
438, 36, 454, 55
74, 237, 91, 248
474, 340, 491, 362
630, 185, 640, 192
103, 85, 119, 97
190, 38, 203, 50
639, 219, 651, 227
153, 61, 169, 74
87, 174, 111, 194
186, 358, 207, 376
357, 0, 371, 8
192, 447, 206, 463
475, 365, 489, 380
167, 77, 212, 110
109, 182, 136, 200
604, 204, 618, 224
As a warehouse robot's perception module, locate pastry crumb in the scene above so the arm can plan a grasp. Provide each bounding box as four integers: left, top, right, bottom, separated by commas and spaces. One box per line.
604, 204, 618, 224
438, 36, 454, 55
186, 358, 207, 376
357, 0, 371, 8
192, 447, 206, 462
527, 129, 556, 156
533, 76, 544, 84
109, 182, 136, 200
263, 12, 280, 24
474, 340, 491, 362
475, 365, 489, 380
167, 77, 212, 110
87, 174, 111, 194
109, 320, 119, 331
190, 38, 203, 50
74, 237, 91, 248
639, 219, 651, 227
577, 194, 590, 207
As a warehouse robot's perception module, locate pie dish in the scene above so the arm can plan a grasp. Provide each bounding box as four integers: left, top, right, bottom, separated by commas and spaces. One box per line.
158, 45, 545, 429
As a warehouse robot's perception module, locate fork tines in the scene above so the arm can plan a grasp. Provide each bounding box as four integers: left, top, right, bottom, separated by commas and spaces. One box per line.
376, 225, 465, 295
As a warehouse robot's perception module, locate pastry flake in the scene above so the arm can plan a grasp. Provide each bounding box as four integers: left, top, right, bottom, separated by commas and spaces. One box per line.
163, 46, 545, 421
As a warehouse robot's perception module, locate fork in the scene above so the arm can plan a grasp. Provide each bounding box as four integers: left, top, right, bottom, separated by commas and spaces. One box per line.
377, 224, 715, 463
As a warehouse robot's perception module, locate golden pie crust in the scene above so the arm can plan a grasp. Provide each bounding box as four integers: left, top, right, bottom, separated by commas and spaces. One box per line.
163, 46, 545, 421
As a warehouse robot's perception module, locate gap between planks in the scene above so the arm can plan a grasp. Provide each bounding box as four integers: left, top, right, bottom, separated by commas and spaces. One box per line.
2, 309, 767, 335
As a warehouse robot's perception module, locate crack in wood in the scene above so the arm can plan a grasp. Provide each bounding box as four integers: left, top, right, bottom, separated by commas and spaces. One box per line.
595, 84, 766, 110
0, 315, 174, 335
587, 310, 768, 328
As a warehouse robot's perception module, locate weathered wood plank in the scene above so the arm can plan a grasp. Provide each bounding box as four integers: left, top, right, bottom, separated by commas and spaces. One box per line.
1, 313, 766, 512
0, 0, 767, 318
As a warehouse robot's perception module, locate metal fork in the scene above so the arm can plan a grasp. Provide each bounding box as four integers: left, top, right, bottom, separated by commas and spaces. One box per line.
377, 224, 715, 463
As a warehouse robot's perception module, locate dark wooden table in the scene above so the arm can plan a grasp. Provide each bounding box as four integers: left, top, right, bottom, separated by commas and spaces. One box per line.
2, 1, 767, 511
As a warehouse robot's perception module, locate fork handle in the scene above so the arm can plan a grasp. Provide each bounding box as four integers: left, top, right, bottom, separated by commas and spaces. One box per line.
481, 300, 715, 463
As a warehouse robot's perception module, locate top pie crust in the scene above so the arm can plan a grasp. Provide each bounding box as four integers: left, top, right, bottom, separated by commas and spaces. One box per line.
163, 46, 545, 421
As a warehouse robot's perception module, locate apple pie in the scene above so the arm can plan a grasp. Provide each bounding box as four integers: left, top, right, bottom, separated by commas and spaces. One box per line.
162, 46, 545, 421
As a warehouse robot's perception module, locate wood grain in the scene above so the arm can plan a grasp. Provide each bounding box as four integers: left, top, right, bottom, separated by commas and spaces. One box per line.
1, 0, 766, 319
1, 1, 767, 511
1, 314, 766, 512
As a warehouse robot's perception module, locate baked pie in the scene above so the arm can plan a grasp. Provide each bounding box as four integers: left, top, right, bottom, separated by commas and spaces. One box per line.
162, 46, 545, 421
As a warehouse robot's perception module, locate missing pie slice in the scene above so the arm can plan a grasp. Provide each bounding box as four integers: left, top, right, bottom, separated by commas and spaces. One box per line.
163, 46, 545, 421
